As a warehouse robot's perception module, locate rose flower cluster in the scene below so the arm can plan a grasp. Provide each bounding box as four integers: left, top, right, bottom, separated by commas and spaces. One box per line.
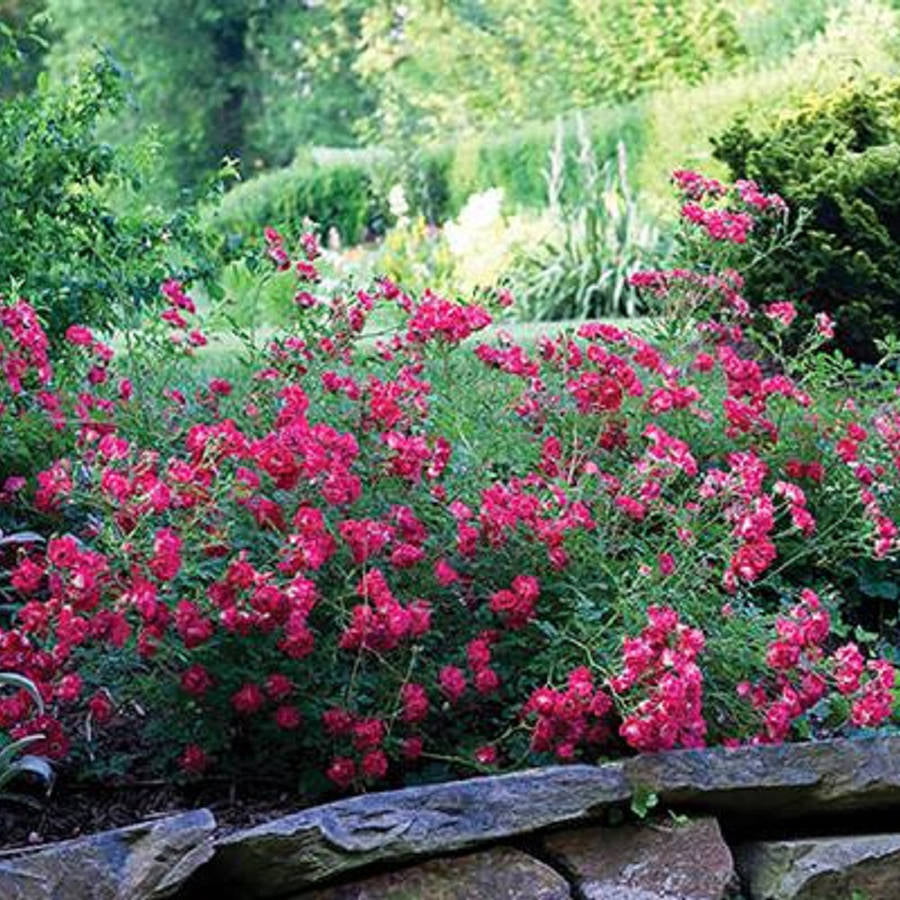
0, 177, 896, 796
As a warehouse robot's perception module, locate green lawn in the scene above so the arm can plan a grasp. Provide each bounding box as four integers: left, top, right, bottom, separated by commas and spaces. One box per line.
191, 316, 654, 376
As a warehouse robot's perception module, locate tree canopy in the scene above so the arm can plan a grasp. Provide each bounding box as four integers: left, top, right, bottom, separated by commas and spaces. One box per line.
7, 0, 750, 186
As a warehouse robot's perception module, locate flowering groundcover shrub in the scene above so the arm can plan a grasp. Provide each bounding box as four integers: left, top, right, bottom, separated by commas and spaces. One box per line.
0, 176, 899, 800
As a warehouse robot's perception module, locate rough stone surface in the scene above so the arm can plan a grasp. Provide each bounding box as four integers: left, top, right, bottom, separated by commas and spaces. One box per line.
542, 816, 734, 899
294, 846, 571, 899
622, 735, 900, 818
205, 765, 629, 897
0, 809, 216, 900
735, 833, 900, 899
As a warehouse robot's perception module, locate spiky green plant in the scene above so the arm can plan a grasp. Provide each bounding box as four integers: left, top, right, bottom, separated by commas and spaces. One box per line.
509, 116, 671, 321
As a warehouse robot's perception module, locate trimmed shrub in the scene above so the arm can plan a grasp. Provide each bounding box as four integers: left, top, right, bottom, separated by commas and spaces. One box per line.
712, 76, 900, 361
209, 147, 389, 250
208, 103, 647, 244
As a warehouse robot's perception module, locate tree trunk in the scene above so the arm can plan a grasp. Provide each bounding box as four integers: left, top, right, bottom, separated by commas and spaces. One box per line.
211, 11, 248, 164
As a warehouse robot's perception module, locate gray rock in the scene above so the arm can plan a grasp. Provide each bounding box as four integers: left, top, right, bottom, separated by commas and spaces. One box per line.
735, 833, 900, 899
295, 845, 571, 899
622, 735, 900, 818
542, 816, 734, 899
0, 809, 215, 900
208, 765, 629, 897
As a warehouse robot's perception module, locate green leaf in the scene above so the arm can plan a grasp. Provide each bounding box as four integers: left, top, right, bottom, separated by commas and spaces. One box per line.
858, 579, 898, 602
0, 755, 54, 794
630, 783, 659, 820
0, 673, 45, 715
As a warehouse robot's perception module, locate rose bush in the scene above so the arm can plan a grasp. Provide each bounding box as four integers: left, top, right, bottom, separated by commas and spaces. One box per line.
0, 175, 898, 798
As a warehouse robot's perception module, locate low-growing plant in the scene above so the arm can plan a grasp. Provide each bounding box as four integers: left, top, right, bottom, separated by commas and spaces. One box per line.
0, 176, 898, 801
370, 215, 456, 301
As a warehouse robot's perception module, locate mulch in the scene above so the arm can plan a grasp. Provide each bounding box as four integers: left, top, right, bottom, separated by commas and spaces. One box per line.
0, 698, 330, 853
0, 775, 302, 853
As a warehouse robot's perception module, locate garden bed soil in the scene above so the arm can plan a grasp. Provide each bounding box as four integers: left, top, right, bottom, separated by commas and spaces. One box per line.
0, 775, 298, 853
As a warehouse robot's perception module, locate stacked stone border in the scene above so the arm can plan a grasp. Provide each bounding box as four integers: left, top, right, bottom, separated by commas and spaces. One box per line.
4, 735, 900, 898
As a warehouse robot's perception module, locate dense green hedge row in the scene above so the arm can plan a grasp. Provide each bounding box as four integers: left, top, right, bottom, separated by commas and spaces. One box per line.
207, 0, 900, 249
208, 103, 647, 245
209, 147, 388, 248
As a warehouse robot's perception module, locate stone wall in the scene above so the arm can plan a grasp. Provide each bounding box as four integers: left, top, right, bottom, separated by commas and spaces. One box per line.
5, 736, 900, 899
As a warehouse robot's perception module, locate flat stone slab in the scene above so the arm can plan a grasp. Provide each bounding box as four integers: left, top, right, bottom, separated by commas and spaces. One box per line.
622, 735, 900, 818
296, 845, 572, 899
542, 816, 734, 899
0, 809, 215, 900
735, 833, 900, 899
207, 765, 629, 897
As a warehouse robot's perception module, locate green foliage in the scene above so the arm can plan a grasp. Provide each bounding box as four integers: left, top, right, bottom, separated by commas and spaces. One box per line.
629, 784, 659, 819
0, 0, 49, 97
441, 104, 647, 215
371, 215, 457, 300
713, 76, 900, 361
210, 102, 647, 246
45, 0, 374, 186
30, 0, 900, 208
0, 41, 216, 341
212, 260, 298, 333
734, 0, 844, 65
356, 0, 745, 139
635, 0, 900, 212
507, 131, 670, 321
0, 672, 51, 804
208, 147, 388, 249
244, 0, 375, 162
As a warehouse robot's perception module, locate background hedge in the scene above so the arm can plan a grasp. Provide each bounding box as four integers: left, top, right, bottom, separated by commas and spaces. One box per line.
207, 102, 647, 246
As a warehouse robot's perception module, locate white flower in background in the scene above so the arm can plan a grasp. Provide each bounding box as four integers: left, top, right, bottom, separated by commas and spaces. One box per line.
388, 183, 410, 224
442, 187, 556, 295
444, 187, 504, 257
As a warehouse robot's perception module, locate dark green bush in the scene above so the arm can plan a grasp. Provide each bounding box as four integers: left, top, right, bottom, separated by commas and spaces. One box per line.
0, 40, 214, 342
713, 77, 900, 362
